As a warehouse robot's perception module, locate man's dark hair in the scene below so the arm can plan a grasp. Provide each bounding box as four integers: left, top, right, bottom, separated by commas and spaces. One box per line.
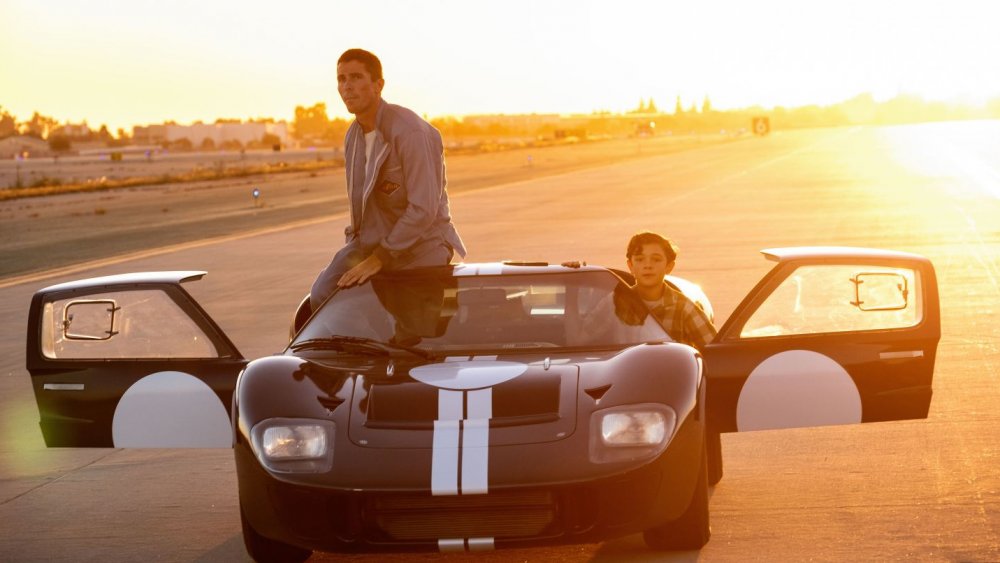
626, 231, 678, 262
338, 48, 383, 82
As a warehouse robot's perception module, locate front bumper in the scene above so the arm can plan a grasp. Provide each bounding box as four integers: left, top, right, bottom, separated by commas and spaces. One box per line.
236, 412, 704, 553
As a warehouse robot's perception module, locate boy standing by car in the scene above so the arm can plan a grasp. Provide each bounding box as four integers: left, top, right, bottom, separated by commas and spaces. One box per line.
626, 231, 717, 352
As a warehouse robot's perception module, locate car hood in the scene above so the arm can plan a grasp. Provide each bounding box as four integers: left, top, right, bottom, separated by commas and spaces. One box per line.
328, 354, 581, 449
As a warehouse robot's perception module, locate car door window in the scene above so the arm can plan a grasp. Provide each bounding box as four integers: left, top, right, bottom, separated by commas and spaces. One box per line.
740, 265, 922, 338
41, 289, 220, 359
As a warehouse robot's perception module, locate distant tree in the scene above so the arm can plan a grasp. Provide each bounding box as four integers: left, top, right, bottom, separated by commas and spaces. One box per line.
260, 132, 281, 149
97, 124, 113, 143
21, 111, 59, 138
172, 138, 193, 151
220, 139, 244, 151
214, 118, 242, 124
200, 137, 216, 150
0, 107, 16, 138
322, 118, 351, 144
701, 96, 712, 114
293, 103, 330, 139
675, 96, 684, 115
648, 98, 658, 113
49, 134, 71, 152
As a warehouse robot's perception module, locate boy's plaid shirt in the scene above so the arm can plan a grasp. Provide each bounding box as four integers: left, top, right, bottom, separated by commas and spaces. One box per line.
646, 283, 717, 351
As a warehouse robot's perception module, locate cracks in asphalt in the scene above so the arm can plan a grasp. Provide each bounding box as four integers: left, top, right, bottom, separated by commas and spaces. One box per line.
0, 449, 124, 507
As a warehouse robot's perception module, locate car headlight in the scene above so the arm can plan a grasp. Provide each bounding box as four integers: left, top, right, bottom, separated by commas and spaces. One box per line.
250, 418, 335, 473
590, 405, 676, 464
602, 411, 669, 446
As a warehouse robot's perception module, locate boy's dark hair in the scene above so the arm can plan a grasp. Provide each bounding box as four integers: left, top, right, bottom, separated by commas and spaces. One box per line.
626, 231, 678, 262
338, 48, 383, 82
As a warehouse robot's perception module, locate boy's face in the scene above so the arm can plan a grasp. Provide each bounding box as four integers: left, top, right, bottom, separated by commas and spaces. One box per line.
627, 243, 674, 290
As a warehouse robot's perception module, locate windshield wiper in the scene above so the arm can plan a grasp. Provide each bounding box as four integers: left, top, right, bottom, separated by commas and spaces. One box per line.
290, 335, 434, 360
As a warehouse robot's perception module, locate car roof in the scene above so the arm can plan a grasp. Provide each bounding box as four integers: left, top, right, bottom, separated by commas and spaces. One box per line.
38, 271, 207, 294
761, 247, 931, 264
451, 262, 608, 276
36, 264, 609, 296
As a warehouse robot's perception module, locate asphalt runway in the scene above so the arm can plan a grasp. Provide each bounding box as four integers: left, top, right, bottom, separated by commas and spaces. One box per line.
0, 133, 725, 279
1, 121, 998, 561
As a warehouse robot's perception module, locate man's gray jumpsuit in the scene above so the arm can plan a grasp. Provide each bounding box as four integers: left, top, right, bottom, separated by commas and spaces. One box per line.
310, 99, 466, 309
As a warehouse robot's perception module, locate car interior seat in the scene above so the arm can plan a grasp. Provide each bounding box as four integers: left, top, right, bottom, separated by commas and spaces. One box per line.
453, 288, 526, 343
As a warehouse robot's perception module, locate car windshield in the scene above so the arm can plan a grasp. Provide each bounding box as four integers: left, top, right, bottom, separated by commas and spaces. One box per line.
293, 267, 670, 353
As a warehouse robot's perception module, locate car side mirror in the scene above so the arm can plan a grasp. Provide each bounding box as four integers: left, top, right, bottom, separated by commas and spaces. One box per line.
851, 272, 908, 311
63, 299, 120, 340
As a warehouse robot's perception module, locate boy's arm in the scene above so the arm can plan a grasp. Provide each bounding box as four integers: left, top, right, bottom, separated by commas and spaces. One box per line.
684, 299, 718, 352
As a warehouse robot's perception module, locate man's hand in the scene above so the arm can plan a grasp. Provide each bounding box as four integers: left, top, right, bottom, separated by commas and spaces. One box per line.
337, 254, 384, 287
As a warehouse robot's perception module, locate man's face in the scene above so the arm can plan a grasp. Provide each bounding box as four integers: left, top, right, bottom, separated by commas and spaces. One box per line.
627, 243, 674, 290
337, 60, 383, 116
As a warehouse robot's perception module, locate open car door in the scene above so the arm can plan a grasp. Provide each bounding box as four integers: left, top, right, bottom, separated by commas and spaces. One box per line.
704, 247, 939, 435
26, 272, 247, 447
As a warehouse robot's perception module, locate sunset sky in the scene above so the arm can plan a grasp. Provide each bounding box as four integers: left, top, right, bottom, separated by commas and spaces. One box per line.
2, 0, 999, 132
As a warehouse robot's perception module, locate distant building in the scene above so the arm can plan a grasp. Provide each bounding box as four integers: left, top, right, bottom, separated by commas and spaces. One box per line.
0, 135, 51, 159
132, 124, 168, 145
59, 122, 93, 139
132, 121, 289, 147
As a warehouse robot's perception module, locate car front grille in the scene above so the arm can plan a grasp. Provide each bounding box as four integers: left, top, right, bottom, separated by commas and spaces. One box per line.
370, 490, 557, 540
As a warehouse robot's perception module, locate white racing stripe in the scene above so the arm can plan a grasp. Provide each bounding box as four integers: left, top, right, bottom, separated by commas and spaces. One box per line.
431, 388, 494, 496
477, 264, 504, 275
468, 537, 495, 551
432, 389, 463, 496
438, 539, 465, 552
439, 389, 464, 419
466, 387, 493, 418
462, 389, 492, 495
431, 421, 460, 496
438, 538, 495, 552
422, 362, 528, 497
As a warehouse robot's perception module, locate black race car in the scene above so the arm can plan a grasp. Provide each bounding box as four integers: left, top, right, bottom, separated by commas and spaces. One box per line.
26, 247, 939, 561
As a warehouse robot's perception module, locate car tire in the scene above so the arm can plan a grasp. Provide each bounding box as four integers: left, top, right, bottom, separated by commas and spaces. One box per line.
240, 503, 311, 563
643, 446, 711, 551
707, 427, 724, 486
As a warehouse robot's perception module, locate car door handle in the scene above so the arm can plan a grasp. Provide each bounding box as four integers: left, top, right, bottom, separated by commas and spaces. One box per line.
43, 383, 85, 391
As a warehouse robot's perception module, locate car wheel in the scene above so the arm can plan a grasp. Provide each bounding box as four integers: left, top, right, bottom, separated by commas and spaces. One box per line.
643, 447, 711, 551
240, 503, 311, 563
707, 427, 723, 486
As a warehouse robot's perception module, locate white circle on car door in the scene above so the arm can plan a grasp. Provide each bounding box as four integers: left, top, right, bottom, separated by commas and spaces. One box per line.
112, 371, 231, 447
736, 350, 861, 431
